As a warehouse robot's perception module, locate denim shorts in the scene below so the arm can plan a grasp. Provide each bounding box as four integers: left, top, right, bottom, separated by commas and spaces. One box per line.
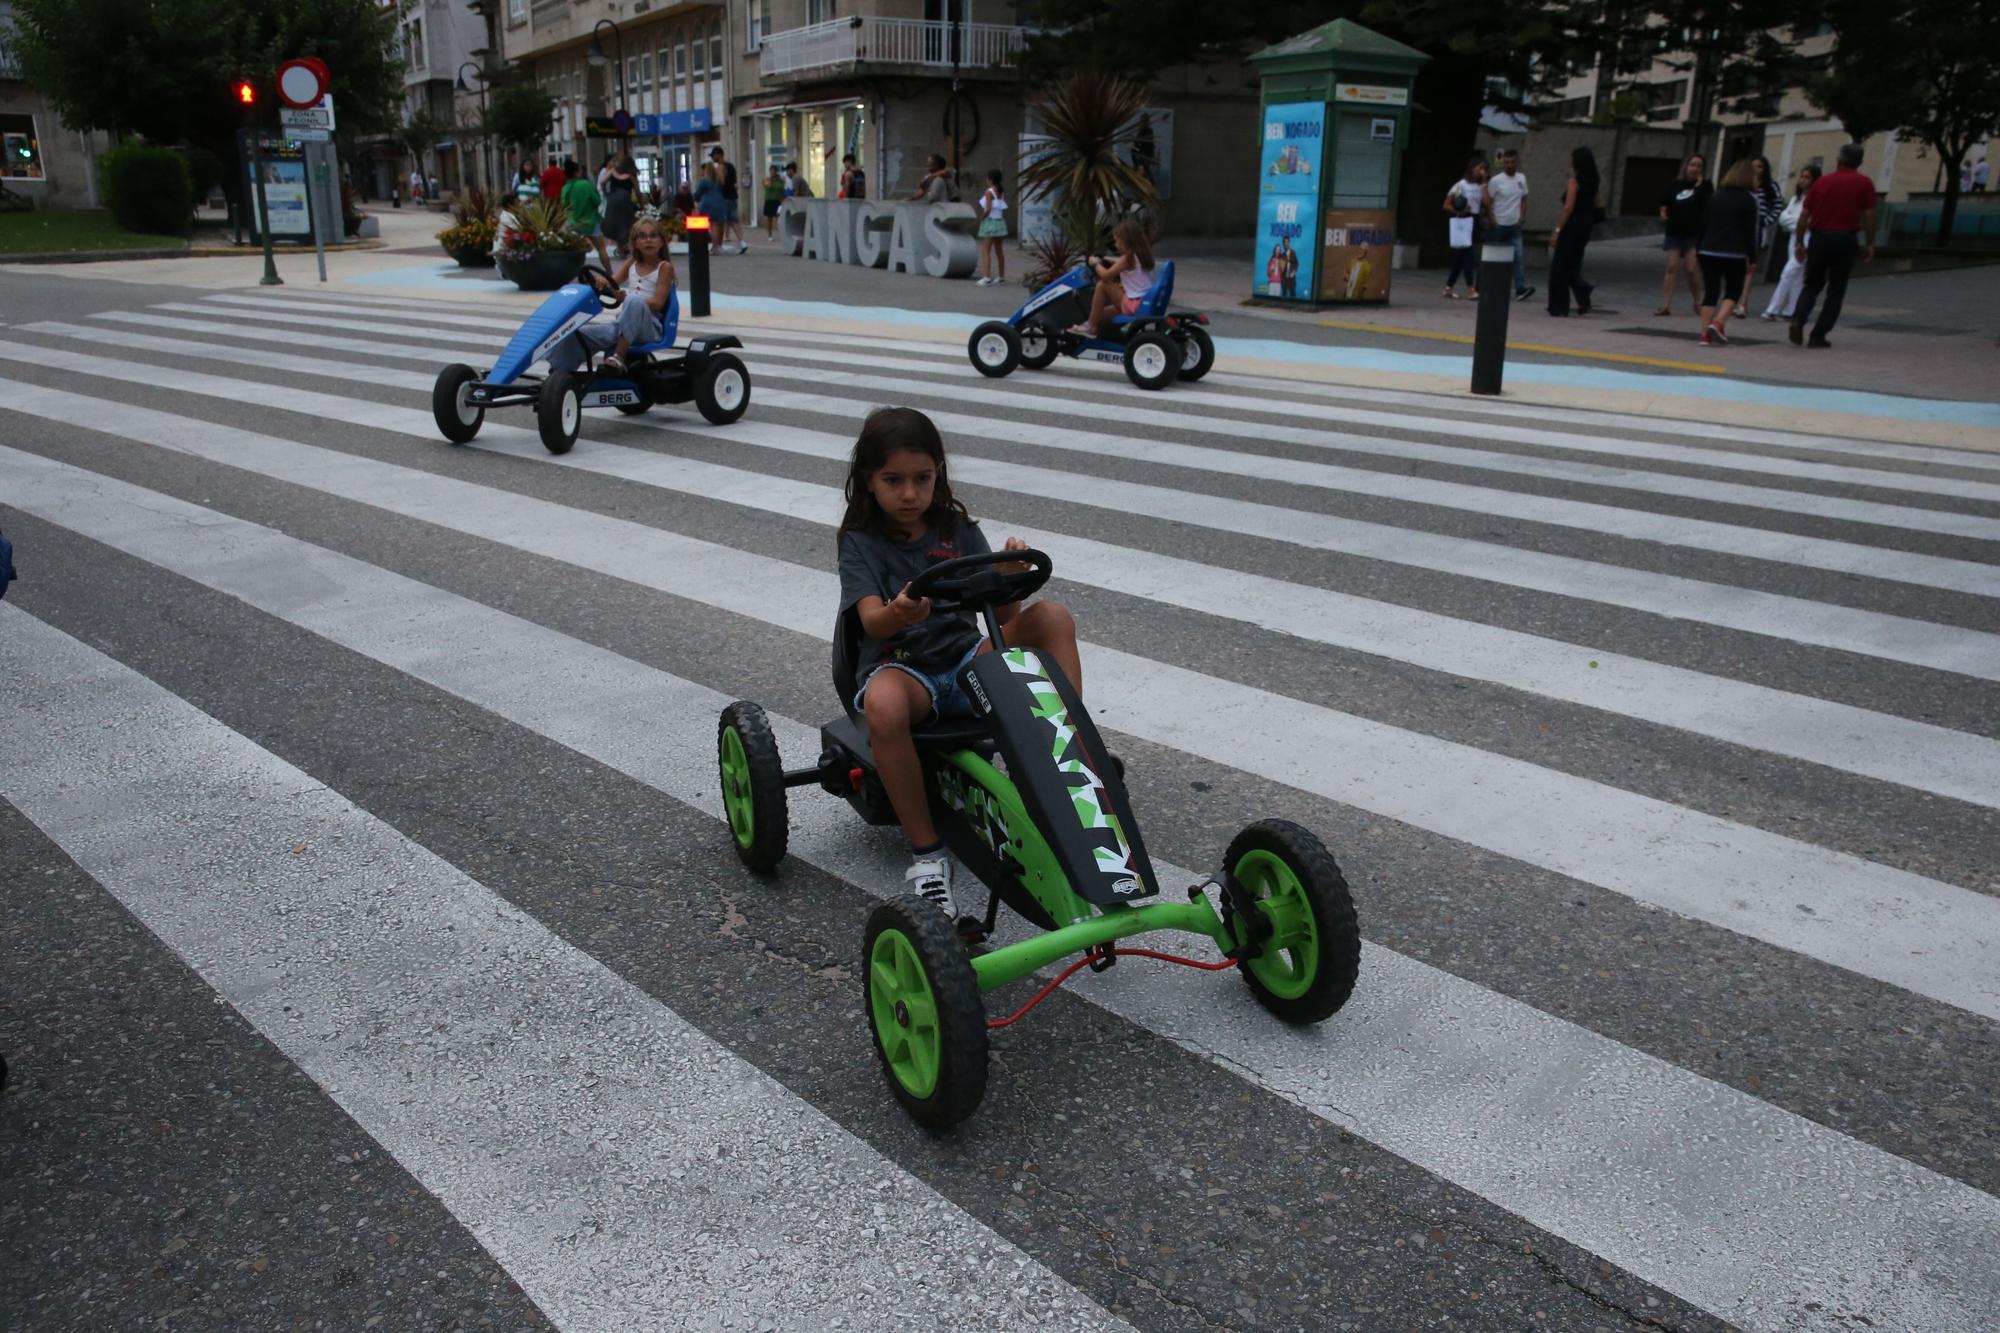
1663, 232, 1698, 253
854, 642, 982, 719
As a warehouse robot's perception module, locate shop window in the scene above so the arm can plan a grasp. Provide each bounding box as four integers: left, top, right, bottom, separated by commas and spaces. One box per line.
1, 113, 45, 180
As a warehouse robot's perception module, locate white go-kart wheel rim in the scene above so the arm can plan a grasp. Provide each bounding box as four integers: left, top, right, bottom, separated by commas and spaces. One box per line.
713, 367, 745, 410
1021, 328, 1047, 355
1182, 338, 1204, 371
1133, 343, 1168, 379
455, 382, 479, 424
977, 332, 1011, 366
561, 390, 579, 434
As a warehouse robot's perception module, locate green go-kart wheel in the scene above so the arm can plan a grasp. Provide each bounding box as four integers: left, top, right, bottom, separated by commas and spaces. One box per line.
718, 701, 788, 871
863, 899, 988, 1129
1225, 818, 1360, 1023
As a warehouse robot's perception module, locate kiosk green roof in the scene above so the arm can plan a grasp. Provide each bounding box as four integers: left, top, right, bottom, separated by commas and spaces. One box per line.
1249, 19, 1430, 75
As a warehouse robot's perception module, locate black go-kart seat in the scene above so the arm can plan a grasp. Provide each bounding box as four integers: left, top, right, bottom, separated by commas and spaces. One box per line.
833, 605, 996, 750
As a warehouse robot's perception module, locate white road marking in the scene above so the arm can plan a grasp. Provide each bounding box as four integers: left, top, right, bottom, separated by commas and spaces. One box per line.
3, 410, 1995, 1024
0, 600, 1127, 1333
11, 459, 1997, 1333
13, 331, 1997, 684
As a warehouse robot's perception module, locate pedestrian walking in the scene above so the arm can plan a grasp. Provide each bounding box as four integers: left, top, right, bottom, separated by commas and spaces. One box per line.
1486, 147, 1534, 301
560, 159, 611, 270
1760, 164, 1821, 322
1441, 156, 1486, 299
1546, 146, 1599, 316
538, 158, 568, 208
409, 168, 426, 206
692, 161, 725, 248
909, 153, 952, 204
1657, 154, 1710, 315
1694, 159, 1761, 347
1741, 156, 1781, 311
601, 153, 639, 256
514, 159, 539, 198
762, 165, 784, 239
1975, 156, 1990, 193
840, 152, 867, 200
975, 169, 1009, 285
784, 163, 814, 200
709, 146, 747, 254
1789, 142, 1878, 349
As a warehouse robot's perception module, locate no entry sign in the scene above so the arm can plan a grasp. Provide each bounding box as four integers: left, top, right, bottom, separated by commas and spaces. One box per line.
277, 58, 331, 110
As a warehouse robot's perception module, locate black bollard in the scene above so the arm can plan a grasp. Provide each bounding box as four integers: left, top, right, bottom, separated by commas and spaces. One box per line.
1469, 242, 1514, 396
685, 214, 711, 318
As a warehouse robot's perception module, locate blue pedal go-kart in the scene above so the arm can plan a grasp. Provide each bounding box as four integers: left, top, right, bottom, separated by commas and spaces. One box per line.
716, 549, 1360, 1127
431, 263, 751, 454
967, 259, 1214, 391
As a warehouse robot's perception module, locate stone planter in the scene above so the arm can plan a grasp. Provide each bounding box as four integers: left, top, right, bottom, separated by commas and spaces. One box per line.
499, 249, 587, 290
447, 244, 495, 268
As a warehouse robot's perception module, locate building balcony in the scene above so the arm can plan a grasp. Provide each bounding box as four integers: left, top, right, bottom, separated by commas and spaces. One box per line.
759, 16, 1025, 81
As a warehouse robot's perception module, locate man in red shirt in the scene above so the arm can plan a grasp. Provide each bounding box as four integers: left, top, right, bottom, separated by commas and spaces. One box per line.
1789, 142, 1878, 349
539, 157, 569, 207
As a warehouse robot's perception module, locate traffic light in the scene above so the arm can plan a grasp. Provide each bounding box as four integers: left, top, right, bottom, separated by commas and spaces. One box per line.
234, 78, 257, 107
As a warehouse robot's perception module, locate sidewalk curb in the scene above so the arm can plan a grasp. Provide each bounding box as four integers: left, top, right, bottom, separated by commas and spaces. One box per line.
0, 240, 387, 265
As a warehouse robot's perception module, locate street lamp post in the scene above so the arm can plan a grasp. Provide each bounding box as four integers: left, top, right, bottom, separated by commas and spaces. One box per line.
456, 62, 491, 192
586, 18, 628, 125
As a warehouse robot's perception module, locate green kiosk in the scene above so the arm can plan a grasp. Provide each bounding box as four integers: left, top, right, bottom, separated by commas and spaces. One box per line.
1248, 19, 1427, 305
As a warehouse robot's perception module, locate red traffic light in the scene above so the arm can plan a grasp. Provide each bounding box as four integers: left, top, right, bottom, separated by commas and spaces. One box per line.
234, 79, 257, 106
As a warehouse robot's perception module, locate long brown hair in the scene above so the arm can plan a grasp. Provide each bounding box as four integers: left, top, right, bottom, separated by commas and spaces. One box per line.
837, 407, 970, 541
1113, 218, 1153, 271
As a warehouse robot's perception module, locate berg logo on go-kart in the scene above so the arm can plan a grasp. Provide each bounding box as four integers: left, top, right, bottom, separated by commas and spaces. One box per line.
1002, 649, 1143, 893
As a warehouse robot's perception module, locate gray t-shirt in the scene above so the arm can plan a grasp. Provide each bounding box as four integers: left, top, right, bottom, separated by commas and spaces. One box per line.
838, 520, 991, 677
921, 172, 949, 205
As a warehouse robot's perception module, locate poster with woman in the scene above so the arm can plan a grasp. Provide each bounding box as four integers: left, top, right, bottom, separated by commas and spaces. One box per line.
1256, 101, 1323, 301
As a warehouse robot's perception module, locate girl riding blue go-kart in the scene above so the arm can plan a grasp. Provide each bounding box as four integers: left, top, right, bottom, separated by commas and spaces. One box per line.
967, 220, 1214, 391
431, 218, 750, 454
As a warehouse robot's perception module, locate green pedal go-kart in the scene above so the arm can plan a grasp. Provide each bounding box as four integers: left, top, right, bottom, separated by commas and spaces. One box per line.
716, 550, 1360, 1128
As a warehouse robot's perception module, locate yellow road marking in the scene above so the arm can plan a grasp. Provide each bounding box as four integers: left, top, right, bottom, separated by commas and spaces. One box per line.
1315, 318, 1727, 375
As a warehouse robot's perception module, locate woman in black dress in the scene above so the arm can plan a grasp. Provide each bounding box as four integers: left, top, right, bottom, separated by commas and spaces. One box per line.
600, 153, 638, 254
1546, 146, 1600, 316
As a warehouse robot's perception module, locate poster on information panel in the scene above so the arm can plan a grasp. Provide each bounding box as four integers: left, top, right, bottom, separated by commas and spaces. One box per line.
1255, 100, 1324, 301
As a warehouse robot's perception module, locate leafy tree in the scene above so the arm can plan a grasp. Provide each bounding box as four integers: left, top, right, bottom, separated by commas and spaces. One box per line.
13, 0, 402, 199
400, 107, 452, 186
1808, 0, 2000, 245
483, 78, 558, 164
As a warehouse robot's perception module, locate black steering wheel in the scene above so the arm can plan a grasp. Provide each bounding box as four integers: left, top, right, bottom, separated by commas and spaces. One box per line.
907, 548, 1052, 613
578, 262, 624, 308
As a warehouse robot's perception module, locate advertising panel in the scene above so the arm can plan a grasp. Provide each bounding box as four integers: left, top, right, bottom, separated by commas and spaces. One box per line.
1321, 208, 1396, 302
242, 140, 312, 239
1256, 100, 1324, 301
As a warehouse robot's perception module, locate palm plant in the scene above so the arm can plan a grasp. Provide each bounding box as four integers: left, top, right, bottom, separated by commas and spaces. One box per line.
1018, 72, 1160, 269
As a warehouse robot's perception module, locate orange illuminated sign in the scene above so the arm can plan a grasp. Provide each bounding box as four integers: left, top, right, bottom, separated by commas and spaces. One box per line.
685, 215, 711, 230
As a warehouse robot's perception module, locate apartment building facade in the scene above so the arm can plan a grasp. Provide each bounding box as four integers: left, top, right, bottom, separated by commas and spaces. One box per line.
1534, 19, 1983, 213
483, 0, 1255, 234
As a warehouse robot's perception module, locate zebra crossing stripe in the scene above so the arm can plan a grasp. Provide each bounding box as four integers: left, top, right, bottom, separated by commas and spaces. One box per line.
1, 403, 1994, 1023
0, 600, 1126, 1333
189, 290, 2000, 469
9, 453, 1998, 1332
39, 317, 1974, 802
12, 331, 1997, 687
141, 301, 2000, 529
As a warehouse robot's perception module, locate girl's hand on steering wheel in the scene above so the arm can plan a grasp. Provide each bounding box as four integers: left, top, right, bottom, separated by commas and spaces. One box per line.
890, 582, 932, 626
997, 536, 1032, 574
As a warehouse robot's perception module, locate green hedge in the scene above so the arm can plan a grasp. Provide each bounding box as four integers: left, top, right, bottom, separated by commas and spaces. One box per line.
97, 146, 193, 237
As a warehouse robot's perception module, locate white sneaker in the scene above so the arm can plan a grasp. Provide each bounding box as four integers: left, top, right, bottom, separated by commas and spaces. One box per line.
906, 856, 957, 917
737, 242, 749, 255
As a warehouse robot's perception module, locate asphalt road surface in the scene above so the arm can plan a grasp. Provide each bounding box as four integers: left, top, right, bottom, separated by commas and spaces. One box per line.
2, 271, 1997, 1333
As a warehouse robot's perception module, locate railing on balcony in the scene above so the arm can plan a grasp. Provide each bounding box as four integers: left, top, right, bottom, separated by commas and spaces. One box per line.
760, 17, 1026, 79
